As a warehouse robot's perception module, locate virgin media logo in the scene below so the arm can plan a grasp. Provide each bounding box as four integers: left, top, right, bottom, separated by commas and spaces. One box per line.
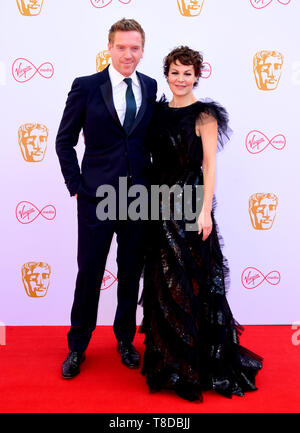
241, 267, 280, 289
16, 201, 56, 224
250, 0, 291, 8
100, 269, 118, 290
90, 0, 131, 8
12, 58, 54, 83
246, 130, 286, 154
201, 62, 212, 79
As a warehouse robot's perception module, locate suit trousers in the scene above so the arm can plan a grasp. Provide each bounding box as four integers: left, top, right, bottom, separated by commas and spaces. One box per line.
67, 193, 146, 352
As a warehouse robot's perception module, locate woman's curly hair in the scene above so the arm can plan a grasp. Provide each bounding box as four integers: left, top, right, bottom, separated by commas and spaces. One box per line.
163, 46, 204, 87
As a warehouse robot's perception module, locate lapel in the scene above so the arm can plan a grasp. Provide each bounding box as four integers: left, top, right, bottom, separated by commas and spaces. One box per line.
99, 66, 149, 135
129, 71, 148, 135
99, 67, 123, 130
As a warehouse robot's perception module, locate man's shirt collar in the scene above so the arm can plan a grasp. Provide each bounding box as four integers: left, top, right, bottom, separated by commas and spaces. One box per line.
108, 63, 139, 88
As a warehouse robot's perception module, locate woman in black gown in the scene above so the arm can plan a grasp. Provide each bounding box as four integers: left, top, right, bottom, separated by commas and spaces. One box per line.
141, 46, 263, 402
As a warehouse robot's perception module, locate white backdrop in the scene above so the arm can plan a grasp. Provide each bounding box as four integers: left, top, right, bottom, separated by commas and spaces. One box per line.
1, 0, 300, 326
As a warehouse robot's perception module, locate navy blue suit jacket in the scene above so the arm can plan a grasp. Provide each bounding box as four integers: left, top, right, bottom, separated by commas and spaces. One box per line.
56, 66, 157, 198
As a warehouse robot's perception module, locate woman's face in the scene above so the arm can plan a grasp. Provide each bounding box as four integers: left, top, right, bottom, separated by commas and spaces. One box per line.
167, 61, 198, 97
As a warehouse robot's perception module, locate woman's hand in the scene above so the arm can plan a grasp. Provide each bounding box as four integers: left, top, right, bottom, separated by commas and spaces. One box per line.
197, 209, 212, 241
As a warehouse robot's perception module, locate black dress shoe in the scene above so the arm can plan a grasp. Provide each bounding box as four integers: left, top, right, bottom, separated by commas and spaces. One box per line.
61, 351, 85, 379
117, 341, 140, 369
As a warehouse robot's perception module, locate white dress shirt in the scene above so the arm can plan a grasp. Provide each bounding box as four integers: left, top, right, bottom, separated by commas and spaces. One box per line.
108, 63, 142, 126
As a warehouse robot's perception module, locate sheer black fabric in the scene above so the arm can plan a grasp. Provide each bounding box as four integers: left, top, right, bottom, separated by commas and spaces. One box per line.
140, 98, 263, 402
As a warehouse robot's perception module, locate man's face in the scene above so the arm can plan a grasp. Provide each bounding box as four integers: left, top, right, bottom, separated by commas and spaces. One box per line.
254, 53, 283, 90
23, 264, 51, 298
249, 197, 277, 229
177, 0, 205, 17
18, 124, 48, 162
16, 0, 44, 16
96, 50, 111, 72
108, 31, 144, 77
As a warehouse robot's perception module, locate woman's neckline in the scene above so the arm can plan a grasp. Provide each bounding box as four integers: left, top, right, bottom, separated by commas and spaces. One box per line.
167, 100, 199, 109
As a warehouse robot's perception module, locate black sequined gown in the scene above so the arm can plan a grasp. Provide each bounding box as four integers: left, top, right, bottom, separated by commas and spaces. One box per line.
140, 98, 263, 401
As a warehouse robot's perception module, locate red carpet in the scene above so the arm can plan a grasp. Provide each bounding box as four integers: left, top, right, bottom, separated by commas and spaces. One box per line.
0, 326, 299, 413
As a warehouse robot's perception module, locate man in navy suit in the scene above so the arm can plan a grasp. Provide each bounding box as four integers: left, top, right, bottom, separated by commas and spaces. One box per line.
56, 18, 157, 378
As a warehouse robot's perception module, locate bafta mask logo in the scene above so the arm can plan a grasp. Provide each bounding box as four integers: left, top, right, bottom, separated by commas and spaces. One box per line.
22, 262, 51, 298
101, 269, 118, 290
250, 0, 291, 9
16, 201, 56, 224
18, 123, 48, 162
242, 267, 280, 289
246, 130, 286, 154
90, 0, 131, 8
249, 193, 278, 230
253, 50, 283, 91
96, 51, 111, 72
12, 58, 54, 83
177, 0, 205, 17
16, 0, 44, 16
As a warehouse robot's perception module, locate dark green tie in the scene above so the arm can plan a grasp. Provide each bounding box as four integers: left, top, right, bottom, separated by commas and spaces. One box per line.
123, 78, 137, 134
